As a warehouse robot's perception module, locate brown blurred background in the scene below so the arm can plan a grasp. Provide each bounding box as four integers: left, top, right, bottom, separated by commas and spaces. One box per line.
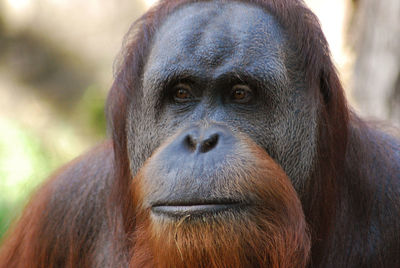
0, 0, 399, 239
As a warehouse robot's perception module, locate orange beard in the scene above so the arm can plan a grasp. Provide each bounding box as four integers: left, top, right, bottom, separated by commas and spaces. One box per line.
130, 142, 310, 268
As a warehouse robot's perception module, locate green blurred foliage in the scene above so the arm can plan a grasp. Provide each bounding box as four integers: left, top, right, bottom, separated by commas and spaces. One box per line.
0, 93, 107, 240
77, 85, 107, 137
0, 118, 62, 239
0, 2, 110, 240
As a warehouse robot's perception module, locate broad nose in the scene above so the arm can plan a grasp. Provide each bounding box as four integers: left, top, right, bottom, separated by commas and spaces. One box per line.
184, 131, 219, 153
178, 125, 235, 154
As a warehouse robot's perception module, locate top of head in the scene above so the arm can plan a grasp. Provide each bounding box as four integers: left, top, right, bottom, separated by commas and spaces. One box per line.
144, 1, 288, 92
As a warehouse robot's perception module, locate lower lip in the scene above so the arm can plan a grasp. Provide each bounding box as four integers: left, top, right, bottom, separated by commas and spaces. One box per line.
151, 203, 243, 217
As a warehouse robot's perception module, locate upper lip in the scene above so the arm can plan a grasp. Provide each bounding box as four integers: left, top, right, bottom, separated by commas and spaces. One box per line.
151, 199, 247, 217
152, 198, 241, 207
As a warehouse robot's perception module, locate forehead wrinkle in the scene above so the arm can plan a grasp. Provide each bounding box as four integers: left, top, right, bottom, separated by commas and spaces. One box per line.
144, 1, 288, 90
146, 4, 219, 67
193, 20, 235, 68
212, 58, 288, 86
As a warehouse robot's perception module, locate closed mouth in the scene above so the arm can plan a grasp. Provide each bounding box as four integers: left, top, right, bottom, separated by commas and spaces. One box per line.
151, 202, 246, 217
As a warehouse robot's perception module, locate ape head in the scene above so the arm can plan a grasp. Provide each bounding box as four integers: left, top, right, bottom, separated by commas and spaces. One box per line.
127, 1, 320, 191
107, 0, 348, 267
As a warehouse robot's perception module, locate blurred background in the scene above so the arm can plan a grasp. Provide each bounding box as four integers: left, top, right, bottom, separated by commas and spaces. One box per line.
0, 0, 399, 239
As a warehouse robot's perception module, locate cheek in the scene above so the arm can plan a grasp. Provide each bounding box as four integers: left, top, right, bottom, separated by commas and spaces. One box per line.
241, 93, 319, 186
126, 105, 160, 175
126, 108, 185, 176
272, 101, 318, 186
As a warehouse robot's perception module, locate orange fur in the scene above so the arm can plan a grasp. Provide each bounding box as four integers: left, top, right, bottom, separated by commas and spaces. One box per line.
130, 138, 310, 268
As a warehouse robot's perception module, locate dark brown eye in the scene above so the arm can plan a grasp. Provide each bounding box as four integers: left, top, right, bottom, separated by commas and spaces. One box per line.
231, 85, 252, 103
173, 84, 192, 102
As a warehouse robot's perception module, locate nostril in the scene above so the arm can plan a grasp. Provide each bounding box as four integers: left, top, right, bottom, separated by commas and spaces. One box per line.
200, 134, 219, 153
184, 135, 197, 152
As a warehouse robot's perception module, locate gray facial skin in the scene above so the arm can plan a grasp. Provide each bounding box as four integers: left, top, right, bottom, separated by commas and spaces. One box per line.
126, 1, 318, 191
